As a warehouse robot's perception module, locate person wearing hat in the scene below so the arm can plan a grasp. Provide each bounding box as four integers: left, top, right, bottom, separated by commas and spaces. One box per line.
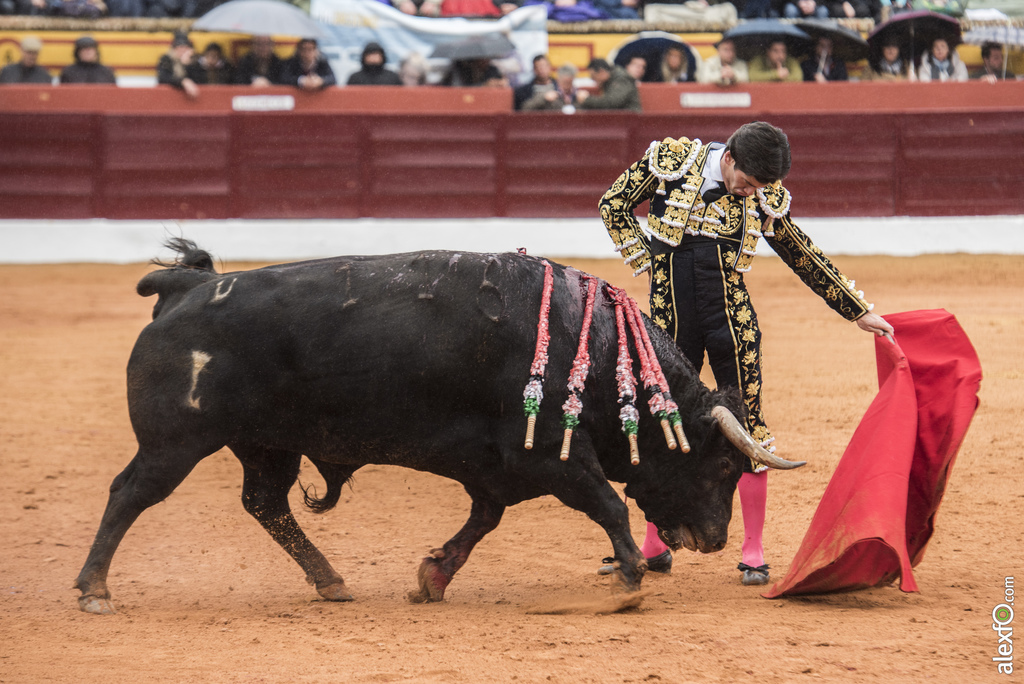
346, 42, 403, 86
0, 36, 52, 84
576, 58, 642, 112
157, 32, 204, 98
60, 36, 117, 84
697, 38, 749, 86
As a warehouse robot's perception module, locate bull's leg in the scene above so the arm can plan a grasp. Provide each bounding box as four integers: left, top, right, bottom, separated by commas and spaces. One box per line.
75, 447, 209, 615
528, 442, 646, 591
408, 494, 504, 604
236, 447, 354, 602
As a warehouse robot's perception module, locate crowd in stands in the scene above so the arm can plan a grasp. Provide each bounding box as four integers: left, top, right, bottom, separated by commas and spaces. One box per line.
0, 0, 936, 21
0, 24, 1015, 93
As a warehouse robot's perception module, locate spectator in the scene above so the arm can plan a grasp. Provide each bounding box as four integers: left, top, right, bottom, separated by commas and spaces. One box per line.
491, 0, 520, 14
60, 36, 117, 84
399, 53, 428, 86
394, 0, 441, 16
281, 38, 337, 91
157, 32, 203, 98
624, 55, 647, 82
783, 0, 828, 17
234, 35, 284, 86
748, 40, 802, 82
106, 0, 142, 16
577, 58, 642, 111
52, 0, 107, 17
514, 54, 555, 109
347, 42, 403, 85
0, 36, 52, 84
971, 42, 1015, 82
12, 0, 54, 16
828, 0, 878, 18
916, 37, 968, 82
696, 37, 749, 85
441, 58, 507, 87
521, 62, 578, 111
441, 0, 500, 15
592, 0, 639, 19
863, 40, 913, 80
737, 0, 778, 19
659, 45, 694, 83
801, 37, 847, 82
197, 43, 234, 84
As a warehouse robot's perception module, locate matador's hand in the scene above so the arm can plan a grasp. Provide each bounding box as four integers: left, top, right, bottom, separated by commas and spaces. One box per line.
857, 312, 895, 343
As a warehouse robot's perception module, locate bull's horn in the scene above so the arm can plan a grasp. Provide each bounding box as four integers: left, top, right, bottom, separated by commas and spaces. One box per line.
710, 406, 806, 470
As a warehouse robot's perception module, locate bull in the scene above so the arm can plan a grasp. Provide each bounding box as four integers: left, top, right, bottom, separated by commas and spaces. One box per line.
75, 239, 802, 615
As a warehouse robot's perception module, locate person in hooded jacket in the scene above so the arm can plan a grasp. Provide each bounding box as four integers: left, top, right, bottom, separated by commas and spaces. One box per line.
60, 36, 117, 84
347, 42, 403, 86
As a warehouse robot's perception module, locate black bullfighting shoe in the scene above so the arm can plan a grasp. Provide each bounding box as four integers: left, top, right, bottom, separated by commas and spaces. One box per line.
738, 563, 770, 586
645, 550, 672, 574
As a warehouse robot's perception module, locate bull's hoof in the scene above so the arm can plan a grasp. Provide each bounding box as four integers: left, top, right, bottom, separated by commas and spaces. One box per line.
316, 581, 354, 602
408, 553, 449, 604
79, 595, 116, 615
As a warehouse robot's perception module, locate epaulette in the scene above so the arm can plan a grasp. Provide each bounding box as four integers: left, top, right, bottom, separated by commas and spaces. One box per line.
647, 137, 702, 182
756, 181, 792, 225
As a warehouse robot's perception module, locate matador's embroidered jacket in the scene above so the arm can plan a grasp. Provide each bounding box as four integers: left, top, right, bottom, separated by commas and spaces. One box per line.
599, 136, 874, 323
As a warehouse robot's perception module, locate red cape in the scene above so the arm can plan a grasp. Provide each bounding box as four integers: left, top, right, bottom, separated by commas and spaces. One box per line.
763, 309, 981, 597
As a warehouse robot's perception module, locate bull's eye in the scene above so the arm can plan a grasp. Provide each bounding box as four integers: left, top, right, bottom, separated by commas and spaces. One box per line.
719, 457, 734, 477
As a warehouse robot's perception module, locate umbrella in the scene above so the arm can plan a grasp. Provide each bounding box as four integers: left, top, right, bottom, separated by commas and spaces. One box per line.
867, 10, 962, 64
608, 31, 701, 83
962, 23, 1024, 47
430, 34, 516, 61
720, 20, 813, 62
193, 0, 328, 39
795, 19, 870, 62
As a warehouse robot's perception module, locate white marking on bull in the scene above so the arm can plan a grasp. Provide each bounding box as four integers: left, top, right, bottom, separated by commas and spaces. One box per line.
187, 351, 211, 410
211, 278, 237, 304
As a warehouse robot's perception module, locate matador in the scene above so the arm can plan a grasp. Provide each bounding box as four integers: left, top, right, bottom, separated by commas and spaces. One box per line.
599, 122, 893, 585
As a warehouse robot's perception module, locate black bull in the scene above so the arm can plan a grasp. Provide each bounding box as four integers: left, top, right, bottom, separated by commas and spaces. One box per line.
75, 242, 801, 614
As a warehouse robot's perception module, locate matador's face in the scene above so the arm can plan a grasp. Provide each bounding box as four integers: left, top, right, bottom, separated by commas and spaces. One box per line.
721, 150, 769, 198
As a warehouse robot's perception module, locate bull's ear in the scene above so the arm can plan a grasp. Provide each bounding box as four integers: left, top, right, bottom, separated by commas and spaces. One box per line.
710, 406, 806, 470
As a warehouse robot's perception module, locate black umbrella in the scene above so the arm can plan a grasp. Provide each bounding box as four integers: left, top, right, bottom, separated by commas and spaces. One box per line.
867, 10, 962, 64
430, 34, 516, 61
795, 19, 870, 62
720, 20, 813, 62
608, 31, 701, 83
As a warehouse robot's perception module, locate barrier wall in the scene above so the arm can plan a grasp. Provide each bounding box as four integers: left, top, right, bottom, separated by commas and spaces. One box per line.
1, 82, 1022, 220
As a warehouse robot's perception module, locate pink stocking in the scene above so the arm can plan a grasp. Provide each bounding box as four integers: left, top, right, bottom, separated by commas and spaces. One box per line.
737, 471, 768, 567
640, 521, 669, 559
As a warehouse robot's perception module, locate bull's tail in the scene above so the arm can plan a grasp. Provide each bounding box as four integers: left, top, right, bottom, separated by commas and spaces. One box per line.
151, 237, 217, 272
301, 459, 354, 514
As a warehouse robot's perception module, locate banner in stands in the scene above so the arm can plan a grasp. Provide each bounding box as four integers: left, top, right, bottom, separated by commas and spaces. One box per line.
311, 0, 548, 86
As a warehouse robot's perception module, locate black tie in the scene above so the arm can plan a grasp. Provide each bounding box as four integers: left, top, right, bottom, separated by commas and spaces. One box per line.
701, 185, 728, 203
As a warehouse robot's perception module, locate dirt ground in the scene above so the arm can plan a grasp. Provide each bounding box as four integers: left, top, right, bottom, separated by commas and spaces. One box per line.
1, 252, 1021, 683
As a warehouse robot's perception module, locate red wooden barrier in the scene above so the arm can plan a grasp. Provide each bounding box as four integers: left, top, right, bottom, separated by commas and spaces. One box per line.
0, 83, 1022, 220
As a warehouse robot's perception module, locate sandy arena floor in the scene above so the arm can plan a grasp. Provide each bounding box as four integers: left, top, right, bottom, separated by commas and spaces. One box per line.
1, 253, 1021, 683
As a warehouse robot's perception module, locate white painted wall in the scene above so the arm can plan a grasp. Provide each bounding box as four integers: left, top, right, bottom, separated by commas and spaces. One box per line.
2, 215, 1022, 264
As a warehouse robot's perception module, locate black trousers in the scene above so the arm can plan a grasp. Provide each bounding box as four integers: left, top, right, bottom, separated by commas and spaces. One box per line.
649, 244, 773, 472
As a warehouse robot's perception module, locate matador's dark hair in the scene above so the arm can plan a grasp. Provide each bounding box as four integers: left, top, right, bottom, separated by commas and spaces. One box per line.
726, 121, 792, 185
